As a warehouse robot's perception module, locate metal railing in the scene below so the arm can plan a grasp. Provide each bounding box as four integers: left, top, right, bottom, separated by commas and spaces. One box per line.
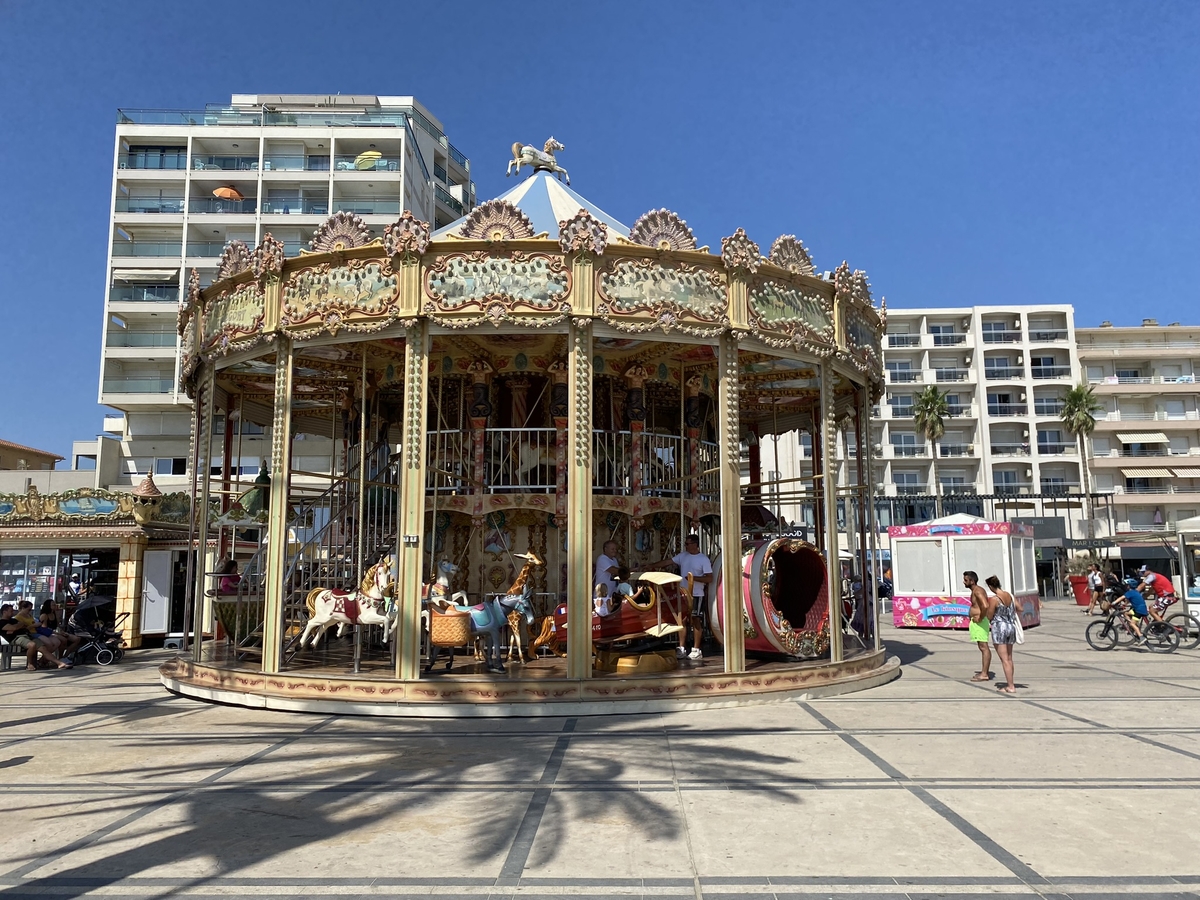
990, 443, 1030, 456
985, 366, 1023, 380
1090, 375, 1198, 385
1032, 365, 1070, 379
488, 428, 557, 491
982, 330, 1022, 343
594, 430, 632, 494
987, 403, 1028, 416
1102, 410, 1200, 421
1030, 329, 1068, 341
932, 333, 966, 346
887, 334, 919, 348
426, 429, 471, 494
641, 432, 685, 497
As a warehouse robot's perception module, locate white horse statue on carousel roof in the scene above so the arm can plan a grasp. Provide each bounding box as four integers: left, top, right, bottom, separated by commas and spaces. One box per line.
507, 137, 570, 185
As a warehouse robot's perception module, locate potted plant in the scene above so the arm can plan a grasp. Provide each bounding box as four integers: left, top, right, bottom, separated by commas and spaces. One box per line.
1065, 554, 1096, 606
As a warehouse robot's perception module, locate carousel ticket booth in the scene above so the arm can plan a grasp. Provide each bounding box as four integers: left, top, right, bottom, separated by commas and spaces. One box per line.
160, 155, 898, 715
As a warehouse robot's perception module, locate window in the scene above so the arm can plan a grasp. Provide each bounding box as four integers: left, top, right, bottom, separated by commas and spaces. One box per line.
1031, 356, 1055, 369
154, 458, 187, 476
1086, 365, 1104, 380
1116, 368, 1141, 379
994, 470, 1019, 486
891, 432, 918, 456
890, 394, 914, 416
894, 539, 946, 594
1034, 395, 1064, 415
887, 361, 916, 383
1037, 429, 1063, 453
893, 472, 921, 494
1092, 437, 1111, 456
952, 538, 1004, 593
1164, 400, 1186, 419
1170, 436, 1190, 455
929, 324, 962, 346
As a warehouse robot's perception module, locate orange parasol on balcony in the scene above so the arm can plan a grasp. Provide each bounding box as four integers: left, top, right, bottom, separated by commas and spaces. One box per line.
213, 186, 244, 201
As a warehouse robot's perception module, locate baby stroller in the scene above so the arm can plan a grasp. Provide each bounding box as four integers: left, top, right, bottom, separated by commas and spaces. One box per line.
66, 596, 126, 666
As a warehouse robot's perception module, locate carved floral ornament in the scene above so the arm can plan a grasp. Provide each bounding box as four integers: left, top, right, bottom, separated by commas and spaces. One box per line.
768, 235, 815, 276
629, 209, 697, 252
557, 208, 608, 256
384, 211, 431, 258
252, 233, 286, 279
460, 199, 535, 241
216, 241, 253, 281
308, 211, 373, 253
720, 228, 762, 273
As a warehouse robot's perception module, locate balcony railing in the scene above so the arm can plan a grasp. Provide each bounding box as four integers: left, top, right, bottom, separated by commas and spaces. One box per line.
119, 152, 188, 170
994, 483, 1033, 496
105, 331, 177, 348
1118, 448, 1170, 457
1114, 484, 1174, 495
987, 403, 1028, 417
262, 198, 328, 215
109, 284, 179, 303
1090, 374, 1198, 386
991, 443, 1031, 456
887, 334, 919, 348
332, 198, 401, 215
939, 444, 971, 457
435, 184, 464, 214
1102, 410, 1200, 421
1032, 365, 1070, 379
1036, 441, 1073, 455
487, 428, 557, 491
115, 197, 185, 214
433, 162, 448, 183
112, 241, 181, 257
262, 155, 330, 172
192, 155, 261, 171
102, 377, 174, 393
985, 366, 1023, 380
1034, 401, 1065, 415
982, 330, 1022, 343
894, 485, 929, 496
932, 333, 966, 346
188, 197, 257, 214
887, 370, 920, 383
1030, 329, 1068, 342
333, 155, 400, 172
934, 368, 969, 383
448, 144, 470, 170
891, 444, 927, 457
1039, 482, 1080, 496
946, 404, 972, 416
185, 241, 227, 258
889, 406, 914, 418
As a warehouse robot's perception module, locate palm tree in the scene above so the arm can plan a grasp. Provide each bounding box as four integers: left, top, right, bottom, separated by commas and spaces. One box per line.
913, 385, 950, 517
1061, 382, 1103, 540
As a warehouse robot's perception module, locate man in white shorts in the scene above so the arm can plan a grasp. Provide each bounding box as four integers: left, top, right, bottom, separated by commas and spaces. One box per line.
670, 535, 713, 660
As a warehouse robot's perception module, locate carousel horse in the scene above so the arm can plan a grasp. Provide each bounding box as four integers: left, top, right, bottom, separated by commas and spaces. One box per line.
506, 137, 570, 185
300, 555, 396, 648
426, 552, 543, 674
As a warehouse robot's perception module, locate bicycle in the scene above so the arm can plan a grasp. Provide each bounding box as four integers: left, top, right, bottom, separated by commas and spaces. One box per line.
1143, 591, 1200, 652
1085, 599, 1179, 653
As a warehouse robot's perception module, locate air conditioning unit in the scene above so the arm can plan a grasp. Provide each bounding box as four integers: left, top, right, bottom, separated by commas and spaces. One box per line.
1017, 355, 1024, 364
962, 318, 970, 328
1014, 319, 1021, 329
1020, 392, 1027, 400
1025, 468, 1033, 477
967, 443, 975, 453
1022, 429, 1029, 437
964, 355, 972, 365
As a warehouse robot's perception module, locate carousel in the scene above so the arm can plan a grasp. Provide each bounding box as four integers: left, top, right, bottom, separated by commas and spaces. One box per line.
160, 140, 899, 715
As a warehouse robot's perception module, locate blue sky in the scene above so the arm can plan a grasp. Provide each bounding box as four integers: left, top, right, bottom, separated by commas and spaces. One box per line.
0, 0, 1196, 458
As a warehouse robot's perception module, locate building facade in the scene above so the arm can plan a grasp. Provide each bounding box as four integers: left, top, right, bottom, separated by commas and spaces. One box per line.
0, 439, 63, 472
1076, 319, 1200, 535
100, 95, 476, 495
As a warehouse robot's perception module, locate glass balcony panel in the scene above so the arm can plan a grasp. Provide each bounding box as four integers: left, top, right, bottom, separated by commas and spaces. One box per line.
185, 241, 227, 257
986, 403, 1028, 416
192, 155, 261, 171
120, 150, 188, 170
435, 184, 464, 214
111, 242, 181, 257
990, 443, 1031, 456
102, 377, 174, 393
188, 197, 257, 214
109, 284, 179, 303
939, 444, 970, 457
887, 334, 920, 348
262, 155, 330, 172
261, 198, 328, 215
890, 405, 914, 418
1036, 442, 1071, 455
1031, 366, 1070, 379
1030, 329, 1068, 341
985, 367, 1023, 380
115, 197, 185, 213
106, 331, 178, 348
332, 198, 400, 215
935, 368, 969, 382
1034, 400, 1065, 415
333, 155, 401, 172
448, 143, 469, 169
932, 333, 965, 346
891, 444, 927, 457
887, 370, 920, 383
982, 330, 1022, 343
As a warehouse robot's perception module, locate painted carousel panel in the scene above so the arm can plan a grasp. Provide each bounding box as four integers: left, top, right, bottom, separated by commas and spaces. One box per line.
201, 281, 266, 354
598, 260, 727, 322
281, 260, 398, 334
425, 253, 569, 313
749, 281, 834, 339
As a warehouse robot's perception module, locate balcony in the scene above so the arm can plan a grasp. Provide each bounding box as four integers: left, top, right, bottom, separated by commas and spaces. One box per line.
1100, 410, 1200, 422
433, 162, 448, 183
332, 198, 401, 216
946, 404, 973, 417
109, 284, 178, 303
939, 444, 972, 457
1118, 448, 1170, 458
1031, 365, 1070, 379
994, 483, 1033, 496
115, 197, 185, 214
435, 184, 464, 215
982, 330, 1023, 344
119, 151, 188, 171
333, 155, 400, 172
263, 155, 330, 172
887, 334, 920, 348
931, 333, 966, 346
112, 241, 181, 258
987, 403, 1028, 417
1040, 482, 1081, 496
1113, 484, 1174, 495
262, 198, 328, 215
102, 377, 174, 393
1036, 441, 1073, 455
105, 331, 178, 348
1034, 400, 1065, 416
934, 368, 970, 383
192, 155, 261, 172
1029, 329, 1068, 342
890, 444, 927, 457
1090, 374, 1198, 386
887, 370, 921, 384
185, 241, 226, 258
985, 366, 1023, 380
894, 484, 929, 496
448, 144, 470, 170
188, 197, 257, 214
889, 405, 914, 418
991, 443, 1031, 457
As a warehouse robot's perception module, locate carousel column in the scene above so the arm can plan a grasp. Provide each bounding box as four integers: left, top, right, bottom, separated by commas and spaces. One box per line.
466, 360, 494, 597
684, 375, 704, 535
261, 339, 294, 674
625, 364, 649, 528
395, 322, 430, 680
190, 368, 216, 662
717, 332, 745, 674
566, 319, 594, 679
819, 361, 843, 663
549, 361, 569, 528
862, 385, 882, 652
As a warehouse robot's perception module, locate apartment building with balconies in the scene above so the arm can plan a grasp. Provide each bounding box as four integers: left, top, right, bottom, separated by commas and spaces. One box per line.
100, 94, 475, 490
1077, 319, 1200, 535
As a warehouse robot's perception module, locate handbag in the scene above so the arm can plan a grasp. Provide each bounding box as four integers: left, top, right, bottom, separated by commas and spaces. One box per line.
1013, 606, 1025, 645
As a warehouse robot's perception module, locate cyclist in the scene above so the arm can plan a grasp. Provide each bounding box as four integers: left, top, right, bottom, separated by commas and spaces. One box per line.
1136, 566, 1178, 622
1115, 577, 1152, 643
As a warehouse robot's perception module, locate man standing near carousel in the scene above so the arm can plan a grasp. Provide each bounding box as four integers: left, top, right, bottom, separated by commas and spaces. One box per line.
653, 534, 713, 660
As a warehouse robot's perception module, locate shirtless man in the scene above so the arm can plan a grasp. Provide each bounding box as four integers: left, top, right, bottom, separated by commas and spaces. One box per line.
964, 571, 994, 682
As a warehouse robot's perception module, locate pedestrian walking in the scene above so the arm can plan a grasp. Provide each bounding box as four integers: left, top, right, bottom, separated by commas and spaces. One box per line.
987, 575, 1019, 694
1084, 563, 1104, 616
965, 571, 993, 681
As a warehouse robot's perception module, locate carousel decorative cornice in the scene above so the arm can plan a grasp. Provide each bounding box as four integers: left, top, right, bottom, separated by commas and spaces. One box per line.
216, 240, 253, 281
460, 199, 535, 241
385, 211, 432, 258
721, 228, 762, 273
558, 208, 608, 256
308, 211, 373, 253
768, 235, 815, 276
629, 209, 697, 252
253, 233, 286, 279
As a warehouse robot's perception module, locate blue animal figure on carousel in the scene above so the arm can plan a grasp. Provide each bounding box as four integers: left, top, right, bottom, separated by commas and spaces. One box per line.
425, 552, 541, 674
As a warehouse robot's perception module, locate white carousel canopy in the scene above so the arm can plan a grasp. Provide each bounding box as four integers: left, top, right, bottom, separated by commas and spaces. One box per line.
433, 169, 631, 239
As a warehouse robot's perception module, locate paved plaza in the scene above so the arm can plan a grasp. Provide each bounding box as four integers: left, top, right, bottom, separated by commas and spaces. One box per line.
1, 601, 1198, 899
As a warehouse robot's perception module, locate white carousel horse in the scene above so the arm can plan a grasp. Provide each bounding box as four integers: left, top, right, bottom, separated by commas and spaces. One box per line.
300, 556, 396, 648
426, 552, 542, 674
507, 137, 570, 185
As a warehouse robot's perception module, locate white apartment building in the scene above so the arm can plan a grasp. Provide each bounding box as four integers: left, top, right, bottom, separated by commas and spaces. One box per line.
95, 94, 475, 490
1077, 319, 1200, 535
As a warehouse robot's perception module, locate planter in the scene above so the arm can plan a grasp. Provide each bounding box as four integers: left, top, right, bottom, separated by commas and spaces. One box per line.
1068, 574, 1091, 606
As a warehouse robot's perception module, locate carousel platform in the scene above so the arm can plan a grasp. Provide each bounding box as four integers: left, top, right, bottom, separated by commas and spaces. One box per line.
159, 642, 899, 717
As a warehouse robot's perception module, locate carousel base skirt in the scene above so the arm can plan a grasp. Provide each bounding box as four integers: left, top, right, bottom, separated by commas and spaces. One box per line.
159, 646, 899, 717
